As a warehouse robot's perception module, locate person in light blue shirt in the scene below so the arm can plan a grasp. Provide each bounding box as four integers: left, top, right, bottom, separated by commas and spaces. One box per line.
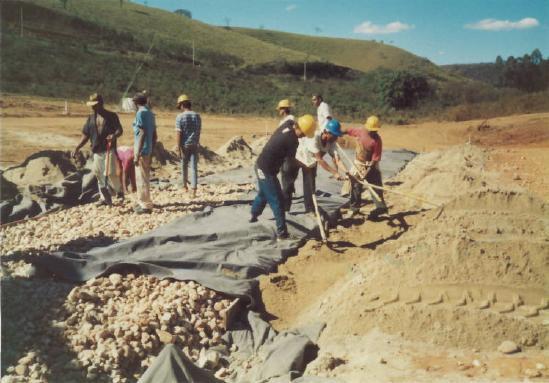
175, 94, 201, 197
132, 92, 157, 214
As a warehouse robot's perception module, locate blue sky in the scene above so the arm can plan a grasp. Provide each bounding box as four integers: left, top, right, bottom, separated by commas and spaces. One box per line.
144, 0, 549, 65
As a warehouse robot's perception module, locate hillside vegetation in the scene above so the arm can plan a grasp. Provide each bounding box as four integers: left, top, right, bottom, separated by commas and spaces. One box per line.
2, 0, 548, 122
234, 27, 448, 78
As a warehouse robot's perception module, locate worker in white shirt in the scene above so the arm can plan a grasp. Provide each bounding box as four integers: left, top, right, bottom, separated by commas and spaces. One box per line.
311, 94, 332, 132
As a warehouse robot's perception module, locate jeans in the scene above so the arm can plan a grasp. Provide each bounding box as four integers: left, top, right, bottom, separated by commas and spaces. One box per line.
281, 159, 316, 212
251, 166, 287, 236
181, 144, 198, 189
350, 166, 386, 211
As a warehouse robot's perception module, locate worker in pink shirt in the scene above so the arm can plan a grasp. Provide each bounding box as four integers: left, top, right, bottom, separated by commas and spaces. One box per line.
116, 145, 136, 194
343, 115, 387, 217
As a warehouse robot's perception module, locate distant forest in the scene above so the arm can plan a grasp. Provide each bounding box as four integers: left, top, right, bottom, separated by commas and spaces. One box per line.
444, 49, 549, 92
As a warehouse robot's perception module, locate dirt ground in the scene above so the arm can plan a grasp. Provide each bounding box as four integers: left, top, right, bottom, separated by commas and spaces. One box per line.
2, 94, 549, 382
2, 94, 548, 200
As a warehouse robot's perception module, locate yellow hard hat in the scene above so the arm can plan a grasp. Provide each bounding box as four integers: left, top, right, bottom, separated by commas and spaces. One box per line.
276, 99, 292, 110
365, 115, 381, 131
297, 114, 316, 138
177, 94, 190, 105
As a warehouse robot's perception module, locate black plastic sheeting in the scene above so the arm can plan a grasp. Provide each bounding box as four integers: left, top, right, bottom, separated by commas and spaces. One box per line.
34, 149, 415, 383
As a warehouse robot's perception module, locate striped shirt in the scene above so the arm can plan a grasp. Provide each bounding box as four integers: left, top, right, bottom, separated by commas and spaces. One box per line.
175, 110, 202, 146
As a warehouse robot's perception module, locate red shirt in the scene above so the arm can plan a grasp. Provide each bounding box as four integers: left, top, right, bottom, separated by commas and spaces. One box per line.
347, 127, 382, 162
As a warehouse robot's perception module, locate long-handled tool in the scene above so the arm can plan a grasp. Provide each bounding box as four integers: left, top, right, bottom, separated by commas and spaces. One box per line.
336, 143, 383, 206
105, 140, 112, 178
336, 143, 440, 209
311, 194, 327, 243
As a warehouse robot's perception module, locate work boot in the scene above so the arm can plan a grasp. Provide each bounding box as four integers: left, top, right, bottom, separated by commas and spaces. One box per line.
116, 192, 125, 200
191, 188, 197, 198
249, 215, 258, 223
98, 188, 113, 206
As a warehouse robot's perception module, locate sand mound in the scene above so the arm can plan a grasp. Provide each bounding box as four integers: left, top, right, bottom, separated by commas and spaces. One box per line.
302, 188, 549, 351
392, 144, 503, 208
249, 136, 270, 155
216, 136, 254, 160
2, 150, 77, 187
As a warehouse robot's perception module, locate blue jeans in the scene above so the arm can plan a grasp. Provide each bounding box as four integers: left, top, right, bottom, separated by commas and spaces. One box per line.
251, 166, 287, 236
181, 144, 198, 189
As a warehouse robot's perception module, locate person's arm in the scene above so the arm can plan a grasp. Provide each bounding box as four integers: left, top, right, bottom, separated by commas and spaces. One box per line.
315, 152, 341, 178
72, 134, 89, 158
332, 151, 349, 175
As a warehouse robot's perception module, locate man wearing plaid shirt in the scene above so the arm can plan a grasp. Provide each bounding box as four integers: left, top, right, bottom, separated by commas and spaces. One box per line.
175, 94, 202, 198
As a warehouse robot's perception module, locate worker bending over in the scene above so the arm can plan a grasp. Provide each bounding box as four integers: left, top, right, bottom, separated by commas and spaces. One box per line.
283, 119, 348, 213
344, 115, 387, 217
250, 115, 316, 240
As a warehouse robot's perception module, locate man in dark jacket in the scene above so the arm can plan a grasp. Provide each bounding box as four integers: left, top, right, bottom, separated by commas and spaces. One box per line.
72, 93, 123, 206
250, 114, 315, 239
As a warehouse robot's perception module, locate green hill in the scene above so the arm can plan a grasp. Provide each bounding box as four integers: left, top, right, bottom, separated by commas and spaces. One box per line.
234, 27, 446, 77
3, 0, 545, 121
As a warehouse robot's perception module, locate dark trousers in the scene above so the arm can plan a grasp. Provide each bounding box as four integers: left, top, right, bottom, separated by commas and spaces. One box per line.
281, 158, 316, 212
251, 166, 287, 236
350, 166, 386, 211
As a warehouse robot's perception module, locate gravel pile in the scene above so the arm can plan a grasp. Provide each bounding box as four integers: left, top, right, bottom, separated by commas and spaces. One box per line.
0, 183, 254, 255
1, 275, 235, 382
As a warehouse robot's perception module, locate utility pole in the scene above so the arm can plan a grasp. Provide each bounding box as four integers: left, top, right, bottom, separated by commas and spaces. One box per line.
303, 61, 307, 81
192, 40, 195, 66
20, 6, 24, 37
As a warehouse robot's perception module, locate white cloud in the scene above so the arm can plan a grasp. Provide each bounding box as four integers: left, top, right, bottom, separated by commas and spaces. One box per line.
353, 21, 414, 34
438, 50, 445, 55
285, 4, 297, 11
465, 17, 539, 31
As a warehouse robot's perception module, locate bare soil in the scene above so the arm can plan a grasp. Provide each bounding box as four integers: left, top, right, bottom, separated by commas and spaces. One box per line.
2, 94, 549, 382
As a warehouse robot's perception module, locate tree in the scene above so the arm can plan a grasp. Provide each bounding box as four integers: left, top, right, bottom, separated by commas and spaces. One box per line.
531, 49, 543, 65
59, 0, 68, 9
378, 71, 431, 109
495, 55, 504, 66
174, 9, 192, 18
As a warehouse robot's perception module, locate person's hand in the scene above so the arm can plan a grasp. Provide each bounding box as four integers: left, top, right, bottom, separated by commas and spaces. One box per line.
134, 156, 140, 167
177, 147, 183, 159
71, 149, 79, 159
335, 173, 346, 181
106, 134, 114, 141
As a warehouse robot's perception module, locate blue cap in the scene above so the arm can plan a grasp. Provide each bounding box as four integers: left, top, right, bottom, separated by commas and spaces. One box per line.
325, 119, 342, 137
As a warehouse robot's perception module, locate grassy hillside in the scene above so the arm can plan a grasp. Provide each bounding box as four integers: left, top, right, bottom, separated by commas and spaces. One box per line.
13, 0, 316, 66
234, 27, 449, 78
2, 0, 548, 121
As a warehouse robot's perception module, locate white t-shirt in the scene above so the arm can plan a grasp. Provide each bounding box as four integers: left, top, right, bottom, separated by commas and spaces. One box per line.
316, 101, 331, 131
296, 130, 337, 168
278, 114, 295, 127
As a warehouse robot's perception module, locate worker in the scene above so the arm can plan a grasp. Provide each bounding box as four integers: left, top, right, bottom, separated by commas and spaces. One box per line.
132, 92, 157, 214
276, 99, 298, 211
175, 94, 201, 198
250, 114, 316, 240
72, 93, 123, 206
344, 115, 387, 217
311, 94, 332, 132
116, 145, 136, 194
285, 119, 349, 213
277, 99, 295, 126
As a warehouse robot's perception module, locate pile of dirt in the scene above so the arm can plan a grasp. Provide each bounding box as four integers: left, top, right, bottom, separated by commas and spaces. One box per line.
300, 188, 549, 351
2, 150, 78, 188
391, 144, 503, 208
216, 136, 254, 160
249, 136, 270, 155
